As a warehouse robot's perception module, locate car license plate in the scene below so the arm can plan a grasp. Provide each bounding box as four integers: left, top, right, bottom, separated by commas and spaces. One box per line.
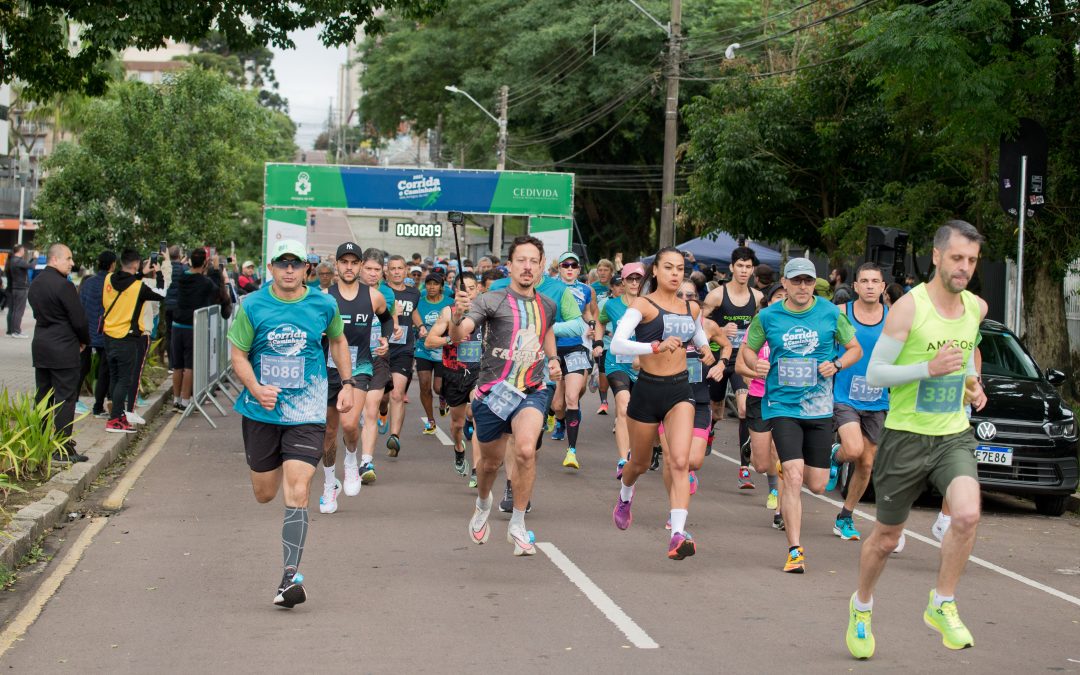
975, 445, 1013, 466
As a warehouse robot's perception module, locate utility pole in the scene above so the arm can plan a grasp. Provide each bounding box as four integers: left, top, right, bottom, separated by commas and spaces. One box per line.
492, 85, 509, 257
658, 0, 682, 249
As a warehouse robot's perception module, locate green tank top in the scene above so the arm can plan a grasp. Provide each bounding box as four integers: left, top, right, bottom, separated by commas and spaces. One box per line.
884, 283, 980, 436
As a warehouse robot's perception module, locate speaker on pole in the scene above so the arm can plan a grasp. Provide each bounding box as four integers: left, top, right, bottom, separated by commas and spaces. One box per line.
866, 226, 908, 282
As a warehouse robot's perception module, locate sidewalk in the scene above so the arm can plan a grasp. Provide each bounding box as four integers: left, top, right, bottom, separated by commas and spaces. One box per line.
0, 310, 37, 395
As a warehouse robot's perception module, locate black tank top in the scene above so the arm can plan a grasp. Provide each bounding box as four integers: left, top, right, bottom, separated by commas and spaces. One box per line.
636, 298, 696, 344
327, 283, 374, 371
389, 285, 420, 352
710, 284, 757, 350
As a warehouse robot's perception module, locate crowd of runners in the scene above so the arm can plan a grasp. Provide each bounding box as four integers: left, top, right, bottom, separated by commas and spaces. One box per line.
225, 219, 990, 661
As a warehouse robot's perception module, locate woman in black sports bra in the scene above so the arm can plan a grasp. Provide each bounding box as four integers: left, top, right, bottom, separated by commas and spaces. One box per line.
609, 248, 715, 560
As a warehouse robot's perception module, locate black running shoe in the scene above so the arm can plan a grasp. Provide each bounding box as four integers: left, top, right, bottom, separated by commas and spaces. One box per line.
274, 569, 307, 608
498, 484, 513, 513
650, 446, 662, 471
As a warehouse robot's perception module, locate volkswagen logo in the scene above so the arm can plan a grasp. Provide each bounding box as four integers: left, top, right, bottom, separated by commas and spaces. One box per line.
976, 421, 997, 441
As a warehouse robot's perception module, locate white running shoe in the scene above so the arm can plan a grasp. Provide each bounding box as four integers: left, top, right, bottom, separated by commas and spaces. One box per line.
891, 532, 906, 555
507, 523, 536, 556
126, 410, 146, 425
319, 479, 341, 514
469, 496, 492, 545
931, 516, 951, 542
343, 459, 361, 496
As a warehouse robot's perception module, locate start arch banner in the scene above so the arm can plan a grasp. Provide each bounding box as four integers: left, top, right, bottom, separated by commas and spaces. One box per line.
265, 164, 574, 218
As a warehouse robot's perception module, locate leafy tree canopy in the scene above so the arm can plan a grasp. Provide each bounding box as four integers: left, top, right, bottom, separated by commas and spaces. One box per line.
2, 0, 445, 99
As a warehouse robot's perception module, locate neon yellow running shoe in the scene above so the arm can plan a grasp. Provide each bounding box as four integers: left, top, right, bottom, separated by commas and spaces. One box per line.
562, 448, 580, 470
766, 488, 778, 510
923, 590, 974, 650
846, 593, 875, 660
545, 414, 556, 433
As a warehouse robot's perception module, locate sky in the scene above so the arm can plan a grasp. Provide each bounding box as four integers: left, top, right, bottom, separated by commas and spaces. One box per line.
271, 28, 347, 151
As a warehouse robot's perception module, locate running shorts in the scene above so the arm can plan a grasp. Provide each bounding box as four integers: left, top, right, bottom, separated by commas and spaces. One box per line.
770, 417, 832, 468
834, 403, 885, 445
627, 371, 693, 424
873, 428, 978, 525
241, 417, 324, 472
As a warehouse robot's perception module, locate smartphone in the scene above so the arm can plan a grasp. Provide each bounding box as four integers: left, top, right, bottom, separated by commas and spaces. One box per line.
159, 240, 167, 253
227, 256, 233, 264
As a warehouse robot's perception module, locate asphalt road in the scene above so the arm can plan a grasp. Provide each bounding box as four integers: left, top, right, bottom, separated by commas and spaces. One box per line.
3, 381, 1080, 673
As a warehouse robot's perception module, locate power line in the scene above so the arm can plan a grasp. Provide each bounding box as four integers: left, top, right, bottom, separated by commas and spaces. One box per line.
682, 0, 825, 49
678, 54, 846, 81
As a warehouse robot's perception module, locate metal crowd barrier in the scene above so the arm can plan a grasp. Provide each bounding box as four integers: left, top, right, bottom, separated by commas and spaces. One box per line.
178, 305, 241, 429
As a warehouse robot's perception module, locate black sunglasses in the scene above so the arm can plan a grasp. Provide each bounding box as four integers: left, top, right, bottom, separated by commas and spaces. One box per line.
676, 291, 696, 299
560, 261, 580, 269
272, 259, 304, 270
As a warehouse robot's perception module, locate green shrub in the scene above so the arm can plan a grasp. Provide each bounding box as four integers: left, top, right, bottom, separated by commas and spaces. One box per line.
0, 388, 70, 479
81, 349, 101, 397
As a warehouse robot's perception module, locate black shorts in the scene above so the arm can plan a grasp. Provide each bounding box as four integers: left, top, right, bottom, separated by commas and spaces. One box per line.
370, 355, 391, 391
708, 365, 746, 403
442, 367, 478, 408
170, 326, 194, 370
607, 370, 634, 395
241, 417, 325, 472
388, 346, 415, 381
327, 371, 372, 405
693, 401, 712, 432
769, 417, 832, 468
627, 371, 693, 424
745, 395, 772, 433
556, 344, 591, 375
415, 357, 444, 377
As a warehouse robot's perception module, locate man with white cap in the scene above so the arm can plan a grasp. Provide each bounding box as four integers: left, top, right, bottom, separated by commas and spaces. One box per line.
739, 257, 861, 574
227, 239, 355, 608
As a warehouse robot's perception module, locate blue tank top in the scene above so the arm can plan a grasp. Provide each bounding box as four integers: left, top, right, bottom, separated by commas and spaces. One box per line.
602, 296, 637, 380
834, 302, 889, 411
556, 281, 592, 348
414, 293, 453, 361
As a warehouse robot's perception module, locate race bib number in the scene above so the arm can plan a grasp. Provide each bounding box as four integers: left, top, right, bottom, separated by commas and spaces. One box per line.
388, 326, 409, 345
848, 375, 883, 403
916, 375, 965, 414
777, 358, 816, 387
326, 346, 359, 372
458, 340, 482, 364
260, 355, 305, 389
369, 323, 382, 351
564, 350, 591, 373
484, 380, 527, 421
687, 358, 702, 384
662, 314, 696, 342
731, 328, 747, 349
615, 352, 635, 364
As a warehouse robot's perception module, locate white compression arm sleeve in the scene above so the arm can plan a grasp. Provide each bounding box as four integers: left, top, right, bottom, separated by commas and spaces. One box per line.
866, 333, 930, 388
692, 313, 710, 350
610, 308, 655, 357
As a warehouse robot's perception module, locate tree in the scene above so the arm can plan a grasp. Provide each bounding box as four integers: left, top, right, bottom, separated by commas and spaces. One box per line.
33, 67, 296, 265
180, 31, 290, 113
357, 0, 763, 259
1, 0, 447, 99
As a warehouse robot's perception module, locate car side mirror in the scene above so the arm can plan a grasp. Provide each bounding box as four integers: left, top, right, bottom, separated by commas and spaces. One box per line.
1046, 369, 1066, 386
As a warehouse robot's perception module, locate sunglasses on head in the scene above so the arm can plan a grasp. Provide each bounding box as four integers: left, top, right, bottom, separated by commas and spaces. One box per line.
272, 258, 304, 270
560, 261, 580, 269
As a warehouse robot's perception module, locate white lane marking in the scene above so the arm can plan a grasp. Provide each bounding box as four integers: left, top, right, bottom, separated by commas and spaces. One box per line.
421, 416, 454, 446
710, 449, 1080, 608
537, 542, 659, 649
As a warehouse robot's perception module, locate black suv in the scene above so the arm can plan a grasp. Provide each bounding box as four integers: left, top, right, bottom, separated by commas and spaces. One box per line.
841, 320, 1078, 516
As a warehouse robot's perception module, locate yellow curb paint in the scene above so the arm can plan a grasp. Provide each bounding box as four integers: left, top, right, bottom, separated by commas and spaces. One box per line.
0, 516, 108, 657
101, 416, 179, 511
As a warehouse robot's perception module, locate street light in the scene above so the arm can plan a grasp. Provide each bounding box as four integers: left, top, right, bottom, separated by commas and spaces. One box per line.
445, 84, 508, 256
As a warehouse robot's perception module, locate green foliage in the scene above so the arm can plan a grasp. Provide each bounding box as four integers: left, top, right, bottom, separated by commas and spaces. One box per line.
34, 67, 296, 267
0, 388, 70, 480
1, 0, 447, 99
140, 339, 168, 396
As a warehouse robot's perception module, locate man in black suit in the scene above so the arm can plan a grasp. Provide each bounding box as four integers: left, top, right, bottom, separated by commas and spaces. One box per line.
28, 243, 90, 462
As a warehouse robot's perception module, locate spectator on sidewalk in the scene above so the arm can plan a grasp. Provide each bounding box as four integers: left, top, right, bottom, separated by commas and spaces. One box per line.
161, 245, 187, 368
171, 247, 219, 411
830, 266, 854, 305
237, 261, 261, 296
28, 244, 90, 463
6, 244, 35, 338
78, 250, 116, 418
102, 249, 165, 434
123, 255, 170, 426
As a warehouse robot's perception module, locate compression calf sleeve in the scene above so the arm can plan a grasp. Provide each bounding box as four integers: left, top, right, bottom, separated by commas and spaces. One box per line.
738, 419, 750, 463
566, 409, 581, 448
282, 507, 309, 570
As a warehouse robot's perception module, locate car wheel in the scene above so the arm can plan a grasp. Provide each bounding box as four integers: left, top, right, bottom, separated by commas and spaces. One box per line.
1033, 494, 1069, 517
839, 462, 875, 503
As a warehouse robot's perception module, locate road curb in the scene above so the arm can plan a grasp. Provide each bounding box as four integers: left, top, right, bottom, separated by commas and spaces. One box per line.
0, 382, 171, 570
1068, 493, 1080, 514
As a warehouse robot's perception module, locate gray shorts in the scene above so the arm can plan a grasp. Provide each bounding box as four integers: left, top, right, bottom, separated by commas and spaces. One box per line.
833, 403, 885, 445
873, 428, 978, 525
